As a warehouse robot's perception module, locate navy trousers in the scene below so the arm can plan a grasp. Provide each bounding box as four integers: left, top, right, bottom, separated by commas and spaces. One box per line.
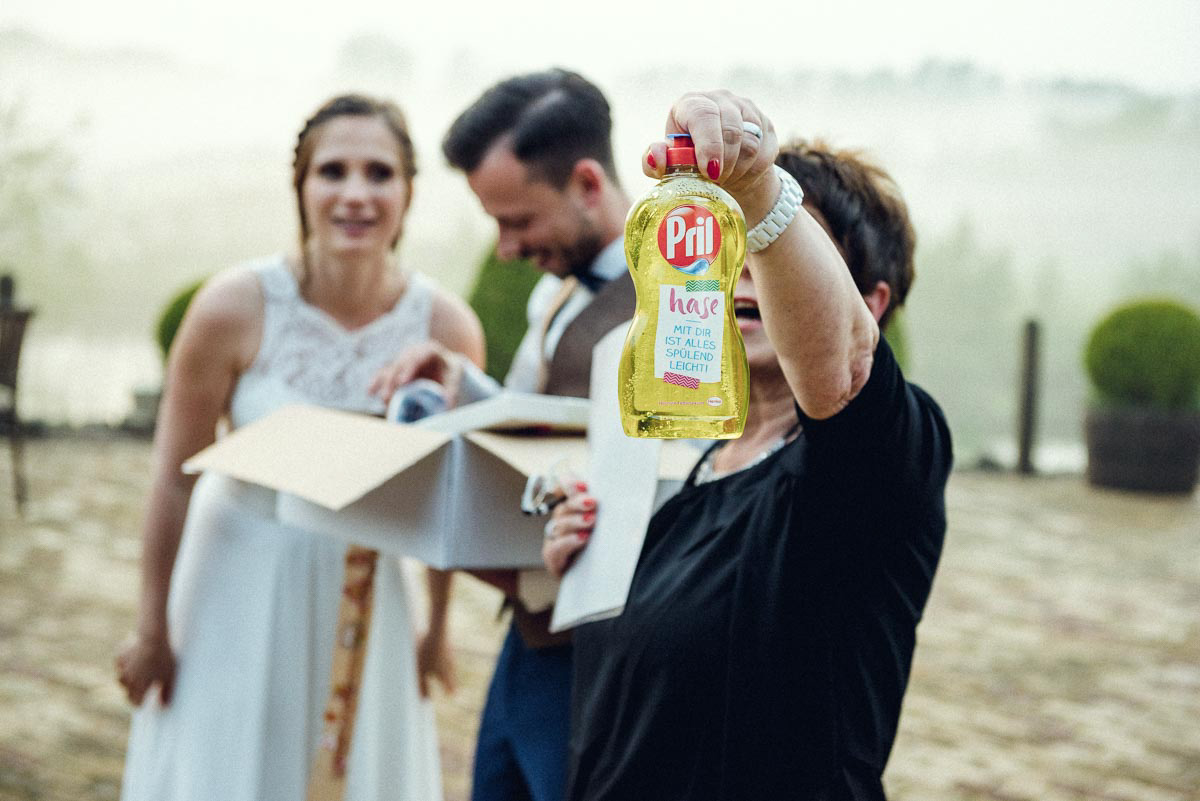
471, 623, 573, 801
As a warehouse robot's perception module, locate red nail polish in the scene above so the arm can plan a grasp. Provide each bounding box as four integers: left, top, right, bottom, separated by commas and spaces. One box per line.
581, 498, 595, 510
575, 482, 588, 493
579, 532, 590, 541
583, 512, 595, 524
707, 159, 720, 180
647, 153, 657, 169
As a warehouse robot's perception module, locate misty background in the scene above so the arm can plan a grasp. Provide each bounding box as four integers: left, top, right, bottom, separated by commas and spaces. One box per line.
2, 14, 1200, 465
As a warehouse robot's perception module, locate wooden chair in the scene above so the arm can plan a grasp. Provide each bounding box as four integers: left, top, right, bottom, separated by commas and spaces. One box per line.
1, 305, 33, 512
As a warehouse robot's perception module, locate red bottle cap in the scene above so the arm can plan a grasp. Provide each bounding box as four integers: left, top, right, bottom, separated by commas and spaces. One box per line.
666, 134, 696, 167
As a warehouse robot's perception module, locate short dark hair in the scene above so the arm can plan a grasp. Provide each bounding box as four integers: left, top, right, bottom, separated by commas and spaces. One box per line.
776, 141, 916, 328
443, 68, 616, 188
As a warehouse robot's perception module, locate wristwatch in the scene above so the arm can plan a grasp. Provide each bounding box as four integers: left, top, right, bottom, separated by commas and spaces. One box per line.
746, 165, 805, 254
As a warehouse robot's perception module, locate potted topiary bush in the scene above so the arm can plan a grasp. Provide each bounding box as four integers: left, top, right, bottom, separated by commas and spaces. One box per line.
156, 278, 206, 362
1083, 298, 1200, 493
126, 278, 206, 434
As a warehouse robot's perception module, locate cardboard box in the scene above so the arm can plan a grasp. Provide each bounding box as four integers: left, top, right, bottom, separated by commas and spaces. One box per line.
184, 355, 703, 627
184, 394, 594, 569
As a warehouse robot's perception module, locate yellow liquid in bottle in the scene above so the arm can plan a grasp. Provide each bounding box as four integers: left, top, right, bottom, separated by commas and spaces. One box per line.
618, 152, 749, 439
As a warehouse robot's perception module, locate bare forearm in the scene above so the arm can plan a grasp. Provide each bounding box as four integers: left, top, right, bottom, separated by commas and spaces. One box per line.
128, 266, 252, 641
645, 91, 879, 420
754, 209, 878, 419
136, 476, 195, 640
425, 567, 453, 635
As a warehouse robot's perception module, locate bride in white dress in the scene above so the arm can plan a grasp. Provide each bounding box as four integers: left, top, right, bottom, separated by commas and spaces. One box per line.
116, 94, 485, 801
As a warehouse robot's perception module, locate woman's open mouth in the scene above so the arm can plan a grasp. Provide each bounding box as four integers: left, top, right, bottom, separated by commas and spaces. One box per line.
335, 218, 376, 235
733, 299, 761, 321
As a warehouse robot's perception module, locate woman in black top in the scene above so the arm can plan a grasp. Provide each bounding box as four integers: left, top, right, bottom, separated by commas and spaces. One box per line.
543, 92, 952, 801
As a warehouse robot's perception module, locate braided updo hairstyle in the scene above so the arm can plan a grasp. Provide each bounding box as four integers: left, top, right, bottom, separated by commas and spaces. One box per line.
775, 141, 915, 329
292, 94, 418, 256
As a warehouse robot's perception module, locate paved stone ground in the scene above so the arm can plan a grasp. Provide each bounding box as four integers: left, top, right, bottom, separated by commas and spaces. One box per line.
1, 434, 1198, 801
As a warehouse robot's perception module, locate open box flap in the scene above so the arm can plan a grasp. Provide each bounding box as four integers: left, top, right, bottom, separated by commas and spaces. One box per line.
463, 430, 590, 479
183, 404, 452, 510
417, 391, 590, 434
461, 426, 696, 484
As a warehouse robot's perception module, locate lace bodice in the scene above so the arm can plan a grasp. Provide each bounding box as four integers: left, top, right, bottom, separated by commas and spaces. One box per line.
228, 256, 435, 428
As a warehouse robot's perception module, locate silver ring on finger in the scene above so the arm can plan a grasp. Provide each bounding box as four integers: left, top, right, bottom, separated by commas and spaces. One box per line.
543, 519, 557, 541
742, 121, 763, 140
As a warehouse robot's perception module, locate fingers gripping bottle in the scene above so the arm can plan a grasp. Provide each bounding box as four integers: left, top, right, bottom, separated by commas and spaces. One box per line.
619, 134, 749, 438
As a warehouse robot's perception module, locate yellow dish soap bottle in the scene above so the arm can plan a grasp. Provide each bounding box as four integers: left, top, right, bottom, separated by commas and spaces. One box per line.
619, 134, 749, 439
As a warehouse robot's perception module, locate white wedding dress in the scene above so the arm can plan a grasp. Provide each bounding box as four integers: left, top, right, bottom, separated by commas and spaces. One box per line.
121, 256, 442, 801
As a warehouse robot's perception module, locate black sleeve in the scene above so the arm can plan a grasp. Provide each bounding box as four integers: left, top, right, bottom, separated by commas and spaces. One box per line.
795, 336, 953, 494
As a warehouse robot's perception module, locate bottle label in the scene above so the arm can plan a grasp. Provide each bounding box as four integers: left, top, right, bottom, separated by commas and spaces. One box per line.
657, 205, 721, 276
654, 285, 725, 386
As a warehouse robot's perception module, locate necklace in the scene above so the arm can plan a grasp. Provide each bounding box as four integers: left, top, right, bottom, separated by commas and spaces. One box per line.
692, 421, 801, 485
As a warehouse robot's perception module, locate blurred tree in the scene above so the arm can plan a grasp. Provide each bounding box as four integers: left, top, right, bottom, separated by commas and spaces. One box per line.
912, 59, 1003, 97
466, 247, 542, 382
905, 219, 1023, 459
1043, 88, 1199, 147
0, 98, 91, 327
1116, 247, 1200, 311
1026, 257, 1090, 445
0, 106, 71, 222
0, 99, 76, 266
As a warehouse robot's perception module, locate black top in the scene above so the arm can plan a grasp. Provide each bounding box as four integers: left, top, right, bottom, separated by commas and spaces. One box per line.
567, 338, 952, 801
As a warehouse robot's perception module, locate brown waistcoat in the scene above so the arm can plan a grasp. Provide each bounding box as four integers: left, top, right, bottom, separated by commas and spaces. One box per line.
511, 269, 635, 648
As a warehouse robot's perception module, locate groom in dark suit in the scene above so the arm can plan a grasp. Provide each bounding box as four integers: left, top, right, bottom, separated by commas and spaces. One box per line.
378, 69, 633, 801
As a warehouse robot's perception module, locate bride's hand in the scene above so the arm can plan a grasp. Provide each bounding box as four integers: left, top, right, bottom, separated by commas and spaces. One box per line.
369, 342, 464, 406
416, 628, 456, 698
116, 632, 177, 706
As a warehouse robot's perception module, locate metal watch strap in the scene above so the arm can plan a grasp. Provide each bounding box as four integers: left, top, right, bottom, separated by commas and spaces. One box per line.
746, 165, 804, 253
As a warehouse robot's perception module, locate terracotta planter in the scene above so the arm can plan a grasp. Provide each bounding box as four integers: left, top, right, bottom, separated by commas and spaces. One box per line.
1085, 406, 1200, 494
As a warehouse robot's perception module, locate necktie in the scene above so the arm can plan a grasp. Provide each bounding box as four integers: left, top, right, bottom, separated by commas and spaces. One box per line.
535, 276, 580, 393
573, 266, 606, 294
